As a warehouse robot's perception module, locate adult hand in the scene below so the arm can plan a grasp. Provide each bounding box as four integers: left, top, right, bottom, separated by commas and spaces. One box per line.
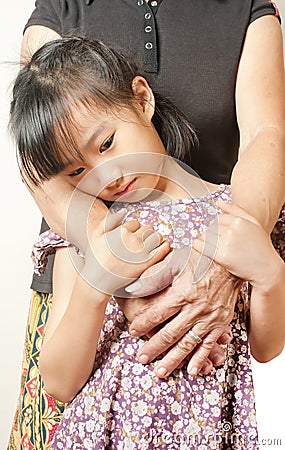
117, 289, 232, 376
117, 247, 241, 377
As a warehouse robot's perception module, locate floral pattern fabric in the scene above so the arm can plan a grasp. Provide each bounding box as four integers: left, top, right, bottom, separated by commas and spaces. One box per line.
8, 185, 285, 450
51, 291, 257, 450
48, 185, 258, 450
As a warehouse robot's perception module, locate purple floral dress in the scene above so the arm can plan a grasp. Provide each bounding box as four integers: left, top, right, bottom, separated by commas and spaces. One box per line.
32, 185, 258, 450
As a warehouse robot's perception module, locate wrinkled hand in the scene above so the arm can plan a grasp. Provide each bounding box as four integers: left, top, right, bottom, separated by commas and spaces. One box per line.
117, 247, 241, 377
117, 292, 232, 375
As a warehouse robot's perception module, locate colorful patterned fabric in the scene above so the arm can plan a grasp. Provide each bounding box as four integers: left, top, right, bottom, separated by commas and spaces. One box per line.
51, 292, 257, 450
8, 190, 285, 450
8, 291, 66, 450
49, 185, 260, 449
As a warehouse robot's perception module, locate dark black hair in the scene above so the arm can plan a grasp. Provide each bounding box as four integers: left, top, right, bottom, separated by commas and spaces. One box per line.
10, 37, 197, 185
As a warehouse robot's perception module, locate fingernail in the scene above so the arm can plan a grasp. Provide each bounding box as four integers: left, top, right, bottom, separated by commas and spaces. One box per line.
200, 362, 212, 374
125, 281, 141, 293
116, 208, 127, 216
138, 354, 149, 364
149, 248, 158, 257
129, 329, 139, 336
188, 366, 198, 376
222, 333, 232, 343
212, 353, 224, 366
156, 367, 167, 377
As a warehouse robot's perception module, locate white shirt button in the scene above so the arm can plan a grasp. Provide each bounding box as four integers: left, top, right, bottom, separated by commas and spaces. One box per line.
137, 0, 143, 6
145, 42, 153, 50
151, 1, 158, 6
145, 26, 152, 33
145, 12, 151, 19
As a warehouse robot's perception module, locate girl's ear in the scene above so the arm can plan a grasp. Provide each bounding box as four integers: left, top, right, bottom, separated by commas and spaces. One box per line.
131, 76, 155, 121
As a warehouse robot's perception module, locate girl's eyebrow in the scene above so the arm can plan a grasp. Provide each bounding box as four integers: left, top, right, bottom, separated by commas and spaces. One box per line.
62, 159, 80, 170
61, 122, 109, 170
83, 121, 108, 148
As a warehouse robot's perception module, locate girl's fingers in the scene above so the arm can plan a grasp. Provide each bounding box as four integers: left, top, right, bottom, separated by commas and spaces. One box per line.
143, 230, 163, 251
121, 219, 141, 232
135, 225, 157, 241
192, 224, 220, 257
149, 241, 171, 263
192, 237, 207, 255
192, 240, 218, 259
104, 209, 127, 232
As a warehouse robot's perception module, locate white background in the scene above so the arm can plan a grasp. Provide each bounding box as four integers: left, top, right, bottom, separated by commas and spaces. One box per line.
0, 1, 285, 448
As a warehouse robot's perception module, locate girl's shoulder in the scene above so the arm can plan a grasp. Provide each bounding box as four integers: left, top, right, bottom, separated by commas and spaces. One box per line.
114, 184, 231, 212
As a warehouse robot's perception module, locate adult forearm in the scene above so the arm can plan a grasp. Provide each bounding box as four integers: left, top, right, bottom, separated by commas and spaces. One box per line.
21, 25, 61, 65
29, 177, 107, 249
249, 262, 285, 362
231, 127, 285, 233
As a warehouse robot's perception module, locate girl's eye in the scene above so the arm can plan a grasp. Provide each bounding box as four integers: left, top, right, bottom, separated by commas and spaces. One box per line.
99, 135, 114, 153
68, 167, 85, 178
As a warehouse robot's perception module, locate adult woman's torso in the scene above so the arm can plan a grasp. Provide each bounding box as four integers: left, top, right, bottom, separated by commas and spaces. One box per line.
25, 0, 279, 184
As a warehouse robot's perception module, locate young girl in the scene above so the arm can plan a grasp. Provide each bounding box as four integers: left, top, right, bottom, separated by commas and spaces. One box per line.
10, 37, 285, 449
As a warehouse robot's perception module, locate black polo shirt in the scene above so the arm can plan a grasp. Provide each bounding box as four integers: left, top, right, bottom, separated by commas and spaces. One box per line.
25, 0, 280, 293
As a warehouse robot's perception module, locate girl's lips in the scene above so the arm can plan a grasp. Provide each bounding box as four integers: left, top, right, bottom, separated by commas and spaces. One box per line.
116, 178, 137, 195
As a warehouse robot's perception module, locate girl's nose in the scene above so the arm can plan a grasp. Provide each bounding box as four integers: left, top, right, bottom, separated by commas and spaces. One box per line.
106, 176, 124, 190
96, 161, 125, 190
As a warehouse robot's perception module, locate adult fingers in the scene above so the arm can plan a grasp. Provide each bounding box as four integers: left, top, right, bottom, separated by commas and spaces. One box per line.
216, 326, 233, 345
199, 358, 213, 375
130, 289, 189, 339
125, 246, 191, 296
206, 341, 227, 368
153, 330, 199, 378
135, 308, 206, 365
217, 201, 260, 225
135, 283, 238, 374
152, 323, 224, 378
186, 329, 227, 376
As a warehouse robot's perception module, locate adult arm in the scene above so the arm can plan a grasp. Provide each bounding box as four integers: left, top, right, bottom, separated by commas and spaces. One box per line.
20, 24, 231, 375
22, 18, 285, 377
194, 201, 285, 362
123, 15, 285, 376
232, 15, 285, 231
21, 25, 61, 64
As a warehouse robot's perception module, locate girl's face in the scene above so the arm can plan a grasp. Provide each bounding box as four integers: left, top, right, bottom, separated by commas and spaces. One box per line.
60, 78, 167, 202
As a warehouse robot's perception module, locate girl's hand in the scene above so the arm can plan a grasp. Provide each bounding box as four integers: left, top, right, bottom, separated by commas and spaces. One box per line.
193, 201, 281, 289
81, 210, 171, 295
